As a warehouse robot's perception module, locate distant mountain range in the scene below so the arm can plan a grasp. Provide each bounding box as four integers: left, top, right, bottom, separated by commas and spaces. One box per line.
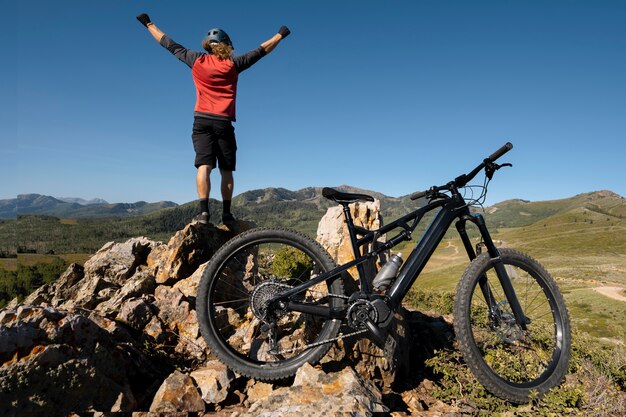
0, 194, 178, 219
0, 188, 623, 256
1, 188, 624, 230
57, 197, 109, 206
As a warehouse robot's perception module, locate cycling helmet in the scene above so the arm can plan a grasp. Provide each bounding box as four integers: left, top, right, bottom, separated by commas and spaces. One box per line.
205, 28, 233, 47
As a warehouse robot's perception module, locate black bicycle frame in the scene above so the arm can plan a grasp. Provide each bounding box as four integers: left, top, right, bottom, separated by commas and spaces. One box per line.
273, 191, 529, 328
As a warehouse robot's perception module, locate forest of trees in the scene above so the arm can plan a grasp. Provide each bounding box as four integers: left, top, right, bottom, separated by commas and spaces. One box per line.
0, 257, 67, 308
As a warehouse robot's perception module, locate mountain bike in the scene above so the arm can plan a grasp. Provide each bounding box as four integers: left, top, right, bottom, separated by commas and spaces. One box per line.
196, 142, 571, 403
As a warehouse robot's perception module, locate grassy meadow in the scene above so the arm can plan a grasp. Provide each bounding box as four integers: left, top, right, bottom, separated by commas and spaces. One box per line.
396, 203, 626, 343
1, 190, 625, 342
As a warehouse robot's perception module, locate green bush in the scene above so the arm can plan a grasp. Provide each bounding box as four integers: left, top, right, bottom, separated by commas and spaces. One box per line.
406, 288, 456, 314
418, 302, 625, 415
272, 246, 313, 281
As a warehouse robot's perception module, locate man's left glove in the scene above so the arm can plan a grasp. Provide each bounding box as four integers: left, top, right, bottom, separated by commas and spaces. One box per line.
136, 13, 152, 27
278, 26, 291, 39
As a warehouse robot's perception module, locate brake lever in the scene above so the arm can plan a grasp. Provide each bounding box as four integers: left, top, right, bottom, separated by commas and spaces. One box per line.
485, 162, 513, 180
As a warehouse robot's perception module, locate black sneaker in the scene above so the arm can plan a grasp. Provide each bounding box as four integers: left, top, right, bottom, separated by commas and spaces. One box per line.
192, 212, 210, 225
222, 212, 236, 224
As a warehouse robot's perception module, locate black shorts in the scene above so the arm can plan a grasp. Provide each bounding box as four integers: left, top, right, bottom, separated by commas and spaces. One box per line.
191, 117, 237, 170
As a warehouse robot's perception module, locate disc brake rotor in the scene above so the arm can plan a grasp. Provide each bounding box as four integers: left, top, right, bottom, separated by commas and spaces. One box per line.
493, 301, 523, 343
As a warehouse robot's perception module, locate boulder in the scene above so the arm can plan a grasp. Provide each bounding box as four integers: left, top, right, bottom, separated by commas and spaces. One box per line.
116, 297, 154, 330
172, 262, 208, 302
149, 370, 205, 412
96, 270, 156, 313
84, 237, 158, 286
152, 285, 205, 360
242, 363, 387, 416
62, 275, 116, 310
245, 380, 274, 404
0, 306, 159, 417
147, 222, 253, 285
53, 263, 85, 302
190, 360, 235, 405
316, 201, 412, 390
316, 200, 387, 283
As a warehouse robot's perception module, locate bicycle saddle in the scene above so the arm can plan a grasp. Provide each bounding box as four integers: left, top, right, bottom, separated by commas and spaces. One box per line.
322, 187, 375, 204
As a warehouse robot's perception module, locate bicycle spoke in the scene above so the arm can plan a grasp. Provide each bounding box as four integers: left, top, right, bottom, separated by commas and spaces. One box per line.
201, 232, 343, 367
459, 250, 568, 394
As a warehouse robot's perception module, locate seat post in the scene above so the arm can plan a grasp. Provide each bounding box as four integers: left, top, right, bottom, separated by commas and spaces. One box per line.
341, 203, 371, 291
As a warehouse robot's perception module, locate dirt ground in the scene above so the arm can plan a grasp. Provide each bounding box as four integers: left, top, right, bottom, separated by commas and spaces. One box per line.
593, 286, 626, 302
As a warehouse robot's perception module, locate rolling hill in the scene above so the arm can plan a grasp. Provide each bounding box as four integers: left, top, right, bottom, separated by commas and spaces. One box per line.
0, 187, 623, 258
0, 194, 178, 219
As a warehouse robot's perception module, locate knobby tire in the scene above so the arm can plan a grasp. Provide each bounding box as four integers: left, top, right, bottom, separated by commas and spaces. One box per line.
197, 227, 346, 380
454, 248, 571, 403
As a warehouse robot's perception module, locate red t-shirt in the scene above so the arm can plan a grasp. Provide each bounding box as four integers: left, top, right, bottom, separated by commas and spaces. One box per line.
160, 35, 266, 121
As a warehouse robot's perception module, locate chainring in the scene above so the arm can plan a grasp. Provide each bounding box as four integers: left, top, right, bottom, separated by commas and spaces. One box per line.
347, 299, 379, 330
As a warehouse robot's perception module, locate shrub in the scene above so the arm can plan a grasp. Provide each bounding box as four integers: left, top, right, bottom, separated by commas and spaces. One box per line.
272, 246, 313, 282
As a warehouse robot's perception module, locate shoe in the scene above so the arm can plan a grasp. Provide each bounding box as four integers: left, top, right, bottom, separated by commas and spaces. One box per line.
222, 212, 236, 224
192, 212, 210, 225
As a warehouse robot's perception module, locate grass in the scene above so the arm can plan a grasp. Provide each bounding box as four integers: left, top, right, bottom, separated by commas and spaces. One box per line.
565, 287, 626, 341
13, 253, 92, 267
2, 197, 624, 342
0, 258, 17, 271
399, 230, 626, 342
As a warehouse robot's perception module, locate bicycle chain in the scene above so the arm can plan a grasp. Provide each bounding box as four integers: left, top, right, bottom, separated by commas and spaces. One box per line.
256, 282, 362, 356
275, 328, 368, 355
272, 290, 365, 355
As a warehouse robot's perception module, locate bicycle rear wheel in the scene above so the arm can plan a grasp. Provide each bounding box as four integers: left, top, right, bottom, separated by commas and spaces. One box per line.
454, 248, 571, 403
197, 228, 345, 380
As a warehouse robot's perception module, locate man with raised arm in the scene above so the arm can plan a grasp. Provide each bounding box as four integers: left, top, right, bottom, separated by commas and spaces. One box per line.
136, 13, 290, 225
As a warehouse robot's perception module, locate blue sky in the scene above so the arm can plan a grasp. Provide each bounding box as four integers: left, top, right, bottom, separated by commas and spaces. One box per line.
3, 0, 625, 206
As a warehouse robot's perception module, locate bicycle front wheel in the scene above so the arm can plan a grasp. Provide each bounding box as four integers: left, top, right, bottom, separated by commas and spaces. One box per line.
454, 248, 571, 403
197, 228, 345, 380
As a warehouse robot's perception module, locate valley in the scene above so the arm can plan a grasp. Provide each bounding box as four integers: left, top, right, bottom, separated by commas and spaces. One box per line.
1, 187, 625, 342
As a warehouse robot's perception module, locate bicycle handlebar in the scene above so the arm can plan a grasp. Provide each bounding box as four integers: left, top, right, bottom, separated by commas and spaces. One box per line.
410, 142, 513, 201
489, 142, 513, 162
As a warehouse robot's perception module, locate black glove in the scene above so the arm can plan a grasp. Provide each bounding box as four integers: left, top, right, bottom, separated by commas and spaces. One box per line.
136, 13, 152, 27
278, 26, 291, 38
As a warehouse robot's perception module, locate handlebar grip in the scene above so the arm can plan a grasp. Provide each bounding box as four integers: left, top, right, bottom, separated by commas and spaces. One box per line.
488, 142, 513, 161
410, 191, 427, 201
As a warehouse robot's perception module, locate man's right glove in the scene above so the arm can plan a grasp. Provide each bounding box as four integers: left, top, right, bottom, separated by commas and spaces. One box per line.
136, 13, 152, 27
278, 26, 291, 39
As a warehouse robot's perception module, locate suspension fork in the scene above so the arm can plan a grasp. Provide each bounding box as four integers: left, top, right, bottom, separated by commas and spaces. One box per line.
457, 214, 529, 330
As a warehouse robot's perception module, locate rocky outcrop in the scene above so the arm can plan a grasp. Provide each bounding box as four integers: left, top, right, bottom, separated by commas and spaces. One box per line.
0, 211, 456, 416
241, 363, 387, 416
316, 199, 387, 282
0, 305, 159, 416
0, 221, 251, 416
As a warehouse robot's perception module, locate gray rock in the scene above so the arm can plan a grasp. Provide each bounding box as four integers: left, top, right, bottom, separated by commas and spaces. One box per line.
84, 237, 158, 286
116, 298, 154, 330
97, 270, 156, 314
